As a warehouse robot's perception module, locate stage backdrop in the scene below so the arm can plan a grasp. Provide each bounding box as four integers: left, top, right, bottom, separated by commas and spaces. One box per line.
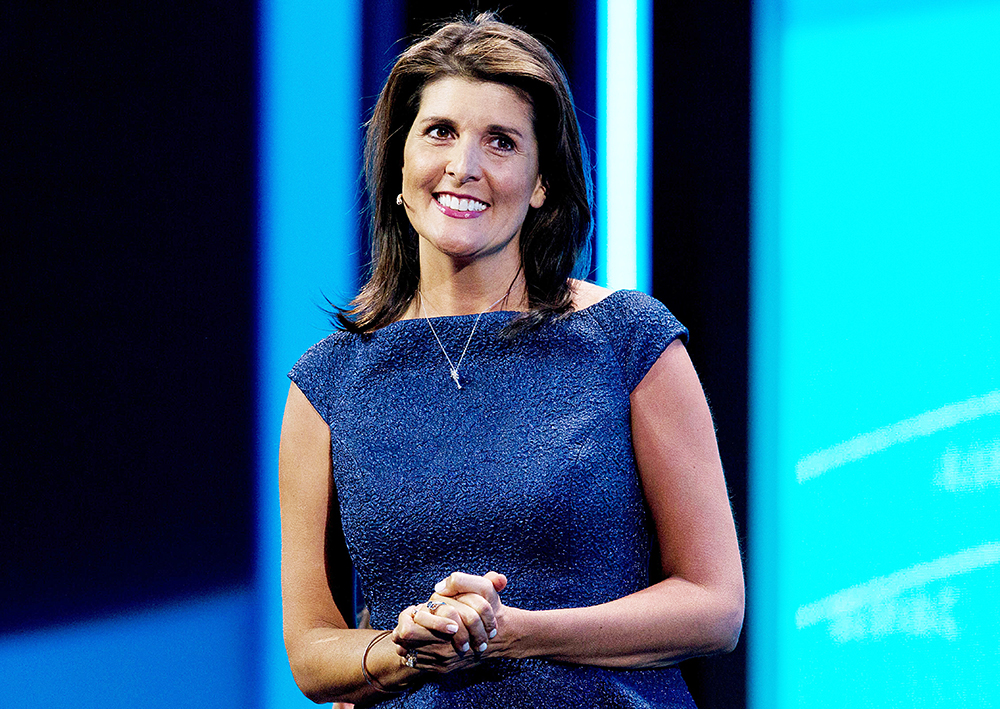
3, 2, 745, 707
750, 0, 1000, 707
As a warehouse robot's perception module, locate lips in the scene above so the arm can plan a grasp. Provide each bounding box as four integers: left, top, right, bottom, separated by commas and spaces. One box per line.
434, 192, 489, 217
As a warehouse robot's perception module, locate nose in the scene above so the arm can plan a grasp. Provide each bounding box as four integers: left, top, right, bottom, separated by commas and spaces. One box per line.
445, 137, 482, 184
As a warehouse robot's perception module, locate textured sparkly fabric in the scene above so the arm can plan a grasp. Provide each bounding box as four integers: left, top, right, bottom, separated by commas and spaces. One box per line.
289, 289, 697, 708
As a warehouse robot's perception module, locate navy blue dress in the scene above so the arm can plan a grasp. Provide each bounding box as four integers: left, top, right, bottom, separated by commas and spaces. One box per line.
289, 289, 697, 708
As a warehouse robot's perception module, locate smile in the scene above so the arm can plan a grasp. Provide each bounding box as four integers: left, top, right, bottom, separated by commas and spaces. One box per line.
434, 193, 489, 217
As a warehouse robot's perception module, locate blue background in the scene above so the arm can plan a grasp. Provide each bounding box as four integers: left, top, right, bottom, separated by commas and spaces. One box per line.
751, 0, 1000, 706
10, 0, 997, 706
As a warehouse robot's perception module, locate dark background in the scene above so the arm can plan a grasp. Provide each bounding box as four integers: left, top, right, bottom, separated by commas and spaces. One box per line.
4, 2, 748, 706
3, 3, 258, 629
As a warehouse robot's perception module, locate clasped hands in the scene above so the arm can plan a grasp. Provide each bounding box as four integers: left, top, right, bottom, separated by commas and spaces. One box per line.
391, 571, 509, 674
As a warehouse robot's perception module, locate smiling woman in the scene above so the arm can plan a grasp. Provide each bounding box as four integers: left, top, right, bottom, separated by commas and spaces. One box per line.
401, 77, 546, 293
277, 12, 743, 708
343, 13, 592, 334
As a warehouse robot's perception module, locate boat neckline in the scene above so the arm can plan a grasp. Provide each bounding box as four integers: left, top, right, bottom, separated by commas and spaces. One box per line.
357, 288, 637, 336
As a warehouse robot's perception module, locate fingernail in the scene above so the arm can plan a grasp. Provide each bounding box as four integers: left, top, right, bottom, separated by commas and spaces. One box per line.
489, 628, 497, 639
478, 642, 488, 652
434, 581, 446, 593
445, 624, 459, 634
460, 642, 470, 652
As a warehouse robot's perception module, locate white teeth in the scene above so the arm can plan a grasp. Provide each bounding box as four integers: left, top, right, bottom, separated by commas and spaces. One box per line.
437, 194, 487, 212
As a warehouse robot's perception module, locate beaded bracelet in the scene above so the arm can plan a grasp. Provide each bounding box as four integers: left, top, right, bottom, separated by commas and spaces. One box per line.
361, 630, 407, 695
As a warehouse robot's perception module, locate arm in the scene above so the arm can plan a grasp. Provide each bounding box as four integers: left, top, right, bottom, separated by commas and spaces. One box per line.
279, 382, 422, 703
414, 339, 744, 668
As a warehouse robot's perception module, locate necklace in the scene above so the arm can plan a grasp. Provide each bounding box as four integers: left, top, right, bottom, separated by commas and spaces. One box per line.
419, 291, 510, 390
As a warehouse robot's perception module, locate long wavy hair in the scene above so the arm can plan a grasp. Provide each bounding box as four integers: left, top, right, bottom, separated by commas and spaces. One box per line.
338, 12, 593, 334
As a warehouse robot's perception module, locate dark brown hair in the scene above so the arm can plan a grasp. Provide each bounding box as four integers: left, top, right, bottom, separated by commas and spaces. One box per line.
339, 12, 592, 334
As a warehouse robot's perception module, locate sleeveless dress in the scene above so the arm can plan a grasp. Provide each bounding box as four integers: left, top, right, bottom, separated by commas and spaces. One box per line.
289, 289, 697, 708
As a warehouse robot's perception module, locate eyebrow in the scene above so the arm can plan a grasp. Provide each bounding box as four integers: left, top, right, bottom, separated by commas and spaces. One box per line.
487, 124, 525, 139
417, 116, 526, 140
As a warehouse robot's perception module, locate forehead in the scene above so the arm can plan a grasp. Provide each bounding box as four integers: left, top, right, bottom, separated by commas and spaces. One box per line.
415, 76, 535, 131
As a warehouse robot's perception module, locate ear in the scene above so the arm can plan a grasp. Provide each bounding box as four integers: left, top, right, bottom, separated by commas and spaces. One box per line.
530, 175, 547, 209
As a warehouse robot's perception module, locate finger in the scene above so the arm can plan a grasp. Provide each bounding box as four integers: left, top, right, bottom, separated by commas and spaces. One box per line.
410, 607, 461, 637
394, 605, 448, 647
439, 591, 496, 639
421, 601, 472, 654
484, 571, 508, 593
393, 605, 419, 643
399, 628, 484, 670
396, 604, 417, 627
436, 595, 490, 653
412, 649, 480, 674
410, 637, 471, 663
434, 572, 501, 609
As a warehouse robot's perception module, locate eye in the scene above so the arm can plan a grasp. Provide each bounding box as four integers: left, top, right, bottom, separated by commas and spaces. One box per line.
489, 134, 515, 152
426, 124, 453, 140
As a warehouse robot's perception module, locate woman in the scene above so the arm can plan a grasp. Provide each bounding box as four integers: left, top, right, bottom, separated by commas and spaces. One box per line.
279, 13, 743, 708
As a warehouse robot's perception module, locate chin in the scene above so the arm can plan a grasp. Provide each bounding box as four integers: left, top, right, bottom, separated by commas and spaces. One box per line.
424, 234, 487, 259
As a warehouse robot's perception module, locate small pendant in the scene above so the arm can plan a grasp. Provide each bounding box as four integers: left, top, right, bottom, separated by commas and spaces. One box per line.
450, 368, 462, 389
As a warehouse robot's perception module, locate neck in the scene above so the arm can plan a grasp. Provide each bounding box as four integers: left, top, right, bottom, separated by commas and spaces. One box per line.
410, 257, 527, 319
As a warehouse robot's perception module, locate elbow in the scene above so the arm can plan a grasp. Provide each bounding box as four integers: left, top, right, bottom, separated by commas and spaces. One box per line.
286, 645, 343, 705
292, 668, 343, 705
301, 687, 330, 705
288, 658, 329, 704
707, 588, 744, 655
714, 602, 744, 654
298, 680, 333, 706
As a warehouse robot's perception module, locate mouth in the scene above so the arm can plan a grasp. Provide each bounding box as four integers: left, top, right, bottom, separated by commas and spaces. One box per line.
434, 192, 489, 217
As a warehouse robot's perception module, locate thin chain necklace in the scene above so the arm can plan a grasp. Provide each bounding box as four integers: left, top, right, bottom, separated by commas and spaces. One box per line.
419, 290, 510, 390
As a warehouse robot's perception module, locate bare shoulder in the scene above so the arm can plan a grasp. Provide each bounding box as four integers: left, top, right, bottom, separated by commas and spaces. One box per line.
569, 279, 615, 311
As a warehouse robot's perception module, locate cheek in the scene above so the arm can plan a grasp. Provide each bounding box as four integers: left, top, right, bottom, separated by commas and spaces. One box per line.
403, 159, 435, 191
402, 141, 443, 184
400, 141, 421, 187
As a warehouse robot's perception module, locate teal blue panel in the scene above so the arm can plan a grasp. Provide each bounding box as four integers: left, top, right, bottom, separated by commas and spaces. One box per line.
753, 1, 1000, 707
784, 0, 995, 25
748, 0, 784, 705
0, 591, 254, 708
257, 0, 361, 706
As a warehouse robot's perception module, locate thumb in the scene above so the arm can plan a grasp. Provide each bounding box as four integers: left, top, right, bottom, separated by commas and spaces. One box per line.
485, 571, 507, 592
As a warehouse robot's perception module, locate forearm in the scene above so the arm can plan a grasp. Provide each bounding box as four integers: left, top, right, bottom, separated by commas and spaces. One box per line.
287, 626, 421, 704
498, 577, 744, 669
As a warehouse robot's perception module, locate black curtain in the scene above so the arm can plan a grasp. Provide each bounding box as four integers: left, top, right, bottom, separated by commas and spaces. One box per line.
3, 4, 258, 632
651, 2, 751, 707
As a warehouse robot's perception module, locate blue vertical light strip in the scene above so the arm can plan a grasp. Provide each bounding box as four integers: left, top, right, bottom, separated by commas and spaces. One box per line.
594, 0, 608, 286
634, 0, 651, 295
596, 0, 607, 286
748, 0, 782, 706
257, 1, 360, 706
597, 0, 651, 292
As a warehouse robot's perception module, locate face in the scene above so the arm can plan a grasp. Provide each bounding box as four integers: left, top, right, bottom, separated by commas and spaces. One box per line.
400, 76, 546, 267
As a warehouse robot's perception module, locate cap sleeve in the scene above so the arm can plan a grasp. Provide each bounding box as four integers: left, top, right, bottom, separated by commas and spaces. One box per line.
588, 290, 689, 392
288, 335, 341, 425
